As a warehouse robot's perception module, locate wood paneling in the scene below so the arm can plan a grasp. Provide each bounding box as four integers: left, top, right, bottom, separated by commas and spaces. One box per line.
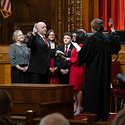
0, 84, 74, 118
0, 0, 100, 45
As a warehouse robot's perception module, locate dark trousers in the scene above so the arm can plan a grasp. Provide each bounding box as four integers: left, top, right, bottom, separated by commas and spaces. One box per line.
91, 112, 109, 121
59, 73, 69, 84
28, 71, 49, 84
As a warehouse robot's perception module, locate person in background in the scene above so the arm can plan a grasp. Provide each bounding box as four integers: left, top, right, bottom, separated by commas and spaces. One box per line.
72, 33, 76, 42
57, 32, 73, 84
25, 31, 32, 44
46, 29, 60, 84
39, 112, 70, 125
0, 89, 13, 125
78, 18, 121, 121
116, 72, 125, 89
111, 108, 125, 125
0, 117, 7, 125
8, 30, 30, 83
61, 30, 86, 115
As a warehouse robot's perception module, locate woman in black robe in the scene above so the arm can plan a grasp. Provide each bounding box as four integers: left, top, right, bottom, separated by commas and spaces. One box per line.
78, 18, 121, 121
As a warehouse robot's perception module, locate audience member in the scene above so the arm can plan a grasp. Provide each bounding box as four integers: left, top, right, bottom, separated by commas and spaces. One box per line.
61, 30, 86, 115
57, 32, 73, 84
78, 18, 121, 121
8, 30, 30, 83
27, 22, 63, 83
39, 112, 70, 125
0, 89, 13, 125
111, 109, 125, 125
0, 117, 7, 125
116, 72, 125, 89
46, 29, 59, 84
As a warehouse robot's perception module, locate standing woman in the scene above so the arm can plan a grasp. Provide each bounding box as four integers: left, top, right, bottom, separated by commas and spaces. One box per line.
46, 29, 60, 84
62, 30, 86, 115
8, 30, 30, 83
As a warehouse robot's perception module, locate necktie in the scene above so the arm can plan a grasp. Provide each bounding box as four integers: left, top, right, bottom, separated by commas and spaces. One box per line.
43, 36, 49, 50
65, 45, 68, 55
64, 45, 68, 66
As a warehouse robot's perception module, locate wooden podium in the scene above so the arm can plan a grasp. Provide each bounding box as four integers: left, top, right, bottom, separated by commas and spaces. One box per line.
0, 84, 74, 119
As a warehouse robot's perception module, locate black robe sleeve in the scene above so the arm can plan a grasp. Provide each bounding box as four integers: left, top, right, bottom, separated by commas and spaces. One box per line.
108, 32, 121, 54
78, 36, 95, 67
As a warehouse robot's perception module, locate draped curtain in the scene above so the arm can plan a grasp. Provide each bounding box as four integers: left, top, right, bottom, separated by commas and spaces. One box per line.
99, 0, 125, 30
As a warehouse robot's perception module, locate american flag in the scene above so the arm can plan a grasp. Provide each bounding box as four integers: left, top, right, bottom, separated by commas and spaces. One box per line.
1, 0, 12, 18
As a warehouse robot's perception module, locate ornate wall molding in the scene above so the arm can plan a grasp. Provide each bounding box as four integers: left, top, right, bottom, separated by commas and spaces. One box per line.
14, 22, 35, 34
68, 0, 83, 32
75, 0, 83, 31
0, 53, 9, 63
58, 0, 62, 44
68, 0, 75, 32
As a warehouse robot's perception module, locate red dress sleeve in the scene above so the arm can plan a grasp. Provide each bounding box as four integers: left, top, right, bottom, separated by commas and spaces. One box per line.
69, 44, 83, 66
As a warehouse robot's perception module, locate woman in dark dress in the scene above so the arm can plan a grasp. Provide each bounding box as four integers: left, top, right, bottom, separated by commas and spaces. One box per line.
78, 18, 121, 121
46, 29, 60, 84
8, 30, 30, 83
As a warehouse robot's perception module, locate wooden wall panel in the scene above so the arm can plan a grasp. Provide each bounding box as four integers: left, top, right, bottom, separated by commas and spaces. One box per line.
0, 0, 99, 45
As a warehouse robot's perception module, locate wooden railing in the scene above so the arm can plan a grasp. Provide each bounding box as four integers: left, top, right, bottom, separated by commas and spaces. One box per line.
11, 111, 111, 125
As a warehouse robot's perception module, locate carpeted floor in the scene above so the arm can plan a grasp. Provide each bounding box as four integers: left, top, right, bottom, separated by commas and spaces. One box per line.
74, 112, 116, 122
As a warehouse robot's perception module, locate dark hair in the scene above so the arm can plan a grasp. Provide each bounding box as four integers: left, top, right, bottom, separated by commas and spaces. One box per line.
76, 30, 86, 44
0, 90, 12, 115
25, 31, 32, 43
91, 19, 104, 31
46, 29, 60, 48
63, 32, 72, 39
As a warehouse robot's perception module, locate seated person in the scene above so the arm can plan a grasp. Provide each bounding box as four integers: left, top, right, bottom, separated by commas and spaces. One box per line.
116, 72, 125, 89
39, 112, 69, 125
0, 89, 13, 125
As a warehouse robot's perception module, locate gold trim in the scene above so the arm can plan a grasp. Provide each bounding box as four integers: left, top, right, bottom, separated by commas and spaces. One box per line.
58, 0, 62, 44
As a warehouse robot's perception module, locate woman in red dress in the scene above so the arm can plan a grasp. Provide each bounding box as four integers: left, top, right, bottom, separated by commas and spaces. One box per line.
62, 30, 86, 115
46, 29, 60, 84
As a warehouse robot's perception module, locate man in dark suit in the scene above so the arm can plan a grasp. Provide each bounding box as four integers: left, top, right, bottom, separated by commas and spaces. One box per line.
27, 22, 62, 83
57, 32, 73, 84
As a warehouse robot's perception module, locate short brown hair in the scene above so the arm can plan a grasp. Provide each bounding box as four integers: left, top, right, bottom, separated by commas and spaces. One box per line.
63, 32, 72, 39
0, 90, 12, 116
91, 19, 104, 31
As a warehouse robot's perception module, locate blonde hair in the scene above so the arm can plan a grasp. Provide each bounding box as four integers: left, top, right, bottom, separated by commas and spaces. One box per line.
12, 30, 23, 42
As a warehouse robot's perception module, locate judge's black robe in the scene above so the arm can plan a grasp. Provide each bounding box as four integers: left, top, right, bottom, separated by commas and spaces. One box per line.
78, 31, 121, 119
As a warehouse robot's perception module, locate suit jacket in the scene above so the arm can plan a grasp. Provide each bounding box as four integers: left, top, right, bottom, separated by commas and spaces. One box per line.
57, 43, 73, 71
27, 33, 55, 74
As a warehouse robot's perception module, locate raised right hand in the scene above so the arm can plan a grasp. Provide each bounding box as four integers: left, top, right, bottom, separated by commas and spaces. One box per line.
32, 23, 38, 35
